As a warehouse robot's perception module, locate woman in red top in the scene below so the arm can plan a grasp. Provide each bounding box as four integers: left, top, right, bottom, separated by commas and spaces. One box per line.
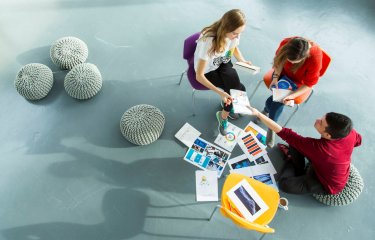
263, 37, 323, 147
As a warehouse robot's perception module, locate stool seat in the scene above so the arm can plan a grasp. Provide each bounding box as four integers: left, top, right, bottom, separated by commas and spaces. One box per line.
15, 63, 54, 100
64, 63, 102, 100
120, 104, 165, 145
50, 36, 88, 70
313, 165, 364, 206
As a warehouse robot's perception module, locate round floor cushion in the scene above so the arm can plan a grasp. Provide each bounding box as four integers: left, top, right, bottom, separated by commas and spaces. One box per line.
50, 36, 88, 70
120, 104, 165, 145
64, 63, 102, 100
313, 165, 364, 206
15, 63, 53, 100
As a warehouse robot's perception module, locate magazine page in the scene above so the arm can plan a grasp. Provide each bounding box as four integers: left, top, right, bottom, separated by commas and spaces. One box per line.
214, 122, 243, 152
195, 170, 219, 202
244, 121, 267, 147
226, 179, 269, 222
228, 154, 276, 176
183, 137, 231, 178
175, 122, 201, 147
237, 131, 267, 161
272, 88, 293, 102
230, 89, 252, 115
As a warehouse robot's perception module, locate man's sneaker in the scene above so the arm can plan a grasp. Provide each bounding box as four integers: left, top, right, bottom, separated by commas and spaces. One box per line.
266, 128, 275, 148
216, 111, 228, 135
220, 101, 240, 120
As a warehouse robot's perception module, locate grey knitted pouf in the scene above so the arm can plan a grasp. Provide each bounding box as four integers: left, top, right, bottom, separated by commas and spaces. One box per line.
50, 36, 88, 70
120, 104, 165, 145
64, 63, 102, 100
15, 63, 53, 100
313, 165, 364, 206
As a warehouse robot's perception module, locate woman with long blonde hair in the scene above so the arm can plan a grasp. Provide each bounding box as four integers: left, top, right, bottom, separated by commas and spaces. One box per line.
194, 9, 253, 135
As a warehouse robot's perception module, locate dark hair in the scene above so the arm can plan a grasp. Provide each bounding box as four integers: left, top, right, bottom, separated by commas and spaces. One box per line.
325, 112, 353, 139
273, 37, 310, 73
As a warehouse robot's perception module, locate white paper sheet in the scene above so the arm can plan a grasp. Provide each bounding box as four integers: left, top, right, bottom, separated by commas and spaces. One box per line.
175, 122, 201, 147
230, 89, 252, 115
195, 170, 219, 202
214, 122, 243, 152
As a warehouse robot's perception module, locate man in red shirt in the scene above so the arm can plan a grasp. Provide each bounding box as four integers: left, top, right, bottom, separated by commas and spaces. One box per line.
250, 107, 362, 194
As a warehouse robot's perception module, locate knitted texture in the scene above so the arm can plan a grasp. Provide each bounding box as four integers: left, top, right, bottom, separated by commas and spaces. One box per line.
64, 63, 102, 100
50, 36, 88, 70
15, 63, 53, 100
120, 104, 165, 145
313, 165, 364, 206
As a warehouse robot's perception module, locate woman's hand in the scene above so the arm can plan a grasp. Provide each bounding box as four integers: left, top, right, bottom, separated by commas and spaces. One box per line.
220, 92, 233, 106
282, 95, 294, 106
269, 78, 278, 89
240, 60, 253, 66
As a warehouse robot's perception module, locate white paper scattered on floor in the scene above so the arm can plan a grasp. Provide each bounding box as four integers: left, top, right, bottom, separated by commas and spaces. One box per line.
195, 170, 219, 202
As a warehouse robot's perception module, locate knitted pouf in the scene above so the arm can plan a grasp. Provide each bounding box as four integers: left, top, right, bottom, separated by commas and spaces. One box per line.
313, 165, 364, 206
64, 63, 102, 100
50, 36, 88, 70
120, 104, 165, 145
15, 63, 53, 100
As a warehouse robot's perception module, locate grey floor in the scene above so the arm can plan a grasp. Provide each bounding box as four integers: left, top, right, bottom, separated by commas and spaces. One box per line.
1, 0, 374, 239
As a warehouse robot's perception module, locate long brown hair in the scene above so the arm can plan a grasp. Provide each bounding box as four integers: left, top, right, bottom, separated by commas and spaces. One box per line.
201, 9, 246, 56
273, 37, 310, 73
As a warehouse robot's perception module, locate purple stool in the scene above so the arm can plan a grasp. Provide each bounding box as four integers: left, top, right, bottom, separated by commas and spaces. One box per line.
178, 32, 209, 115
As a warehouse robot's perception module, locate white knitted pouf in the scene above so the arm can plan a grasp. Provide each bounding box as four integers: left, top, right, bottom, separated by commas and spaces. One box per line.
50, 36, 88, 70
313, 165, 364, 206
64, 63, 102, 100
120, 104, 165, 145
15, 63, 54, 100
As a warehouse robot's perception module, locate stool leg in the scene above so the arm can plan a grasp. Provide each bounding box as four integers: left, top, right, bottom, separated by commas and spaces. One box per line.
249, 79, 263, 101
208, 205, 220, 221
283, 104, 299, 127
178, 70, 187, 85
192, 89, 196, 116
259, 233, 266, 240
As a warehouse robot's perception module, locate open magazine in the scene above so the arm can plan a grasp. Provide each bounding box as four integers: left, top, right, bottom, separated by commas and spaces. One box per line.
227, 179, 269, 222
230, 89, 252, 115
184, 137, 231, 178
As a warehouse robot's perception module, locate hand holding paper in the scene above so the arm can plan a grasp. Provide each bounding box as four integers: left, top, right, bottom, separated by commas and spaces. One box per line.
230, 89, 253, 115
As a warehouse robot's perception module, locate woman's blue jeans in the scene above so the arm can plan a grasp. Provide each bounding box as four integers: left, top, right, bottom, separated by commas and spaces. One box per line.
264, 95, 285, 122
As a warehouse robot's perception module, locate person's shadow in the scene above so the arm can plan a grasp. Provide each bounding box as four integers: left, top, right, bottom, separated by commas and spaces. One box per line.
2, 188, 148, 240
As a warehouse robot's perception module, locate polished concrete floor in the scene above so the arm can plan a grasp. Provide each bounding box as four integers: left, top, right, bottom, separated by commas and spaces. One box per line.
1, 0, 374, 239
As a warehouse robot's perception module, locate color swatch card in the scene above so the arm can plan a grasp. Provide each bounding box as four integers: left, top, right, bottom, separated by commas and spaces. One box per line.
184, 137, 231, 178
237, 131, 266, 161
244, 121, 267, 147
214, 122, 243, 152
